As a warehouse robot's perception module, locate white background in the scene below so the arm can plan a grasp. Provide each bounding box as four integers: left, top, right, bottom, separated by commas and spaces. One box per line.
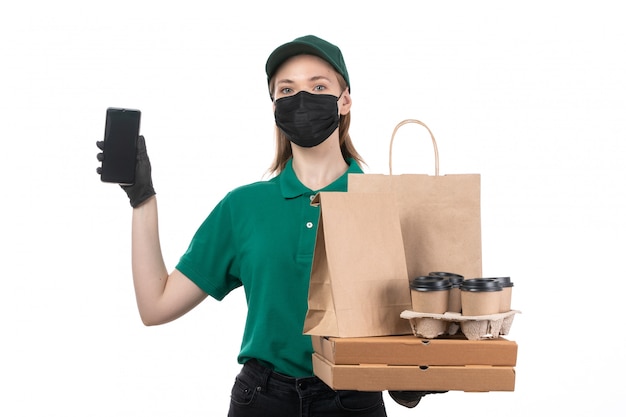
1, 1, 624, 416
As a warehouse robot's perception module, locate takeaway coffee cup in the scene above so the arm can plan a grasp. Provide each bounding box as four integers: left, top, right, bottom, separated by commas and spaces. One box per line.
487, 276, 514, 312
460, 278, 502, 316
429, 272, 464, 313
410, 276, 452, 314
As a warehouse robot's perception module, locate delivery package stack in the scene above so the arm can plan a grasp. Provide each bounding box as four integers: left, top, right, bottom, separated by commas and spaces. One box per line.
304, 120, 519, 392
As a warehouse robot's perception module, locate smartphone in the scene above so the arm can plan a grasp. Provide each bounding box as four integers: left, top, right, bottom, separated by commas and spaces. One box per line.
100, 107, 141, 184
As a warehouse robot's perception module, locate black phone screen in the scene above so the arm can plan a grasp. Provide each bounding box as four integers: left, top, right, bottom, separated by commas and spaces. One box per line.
100, 107, 141, 184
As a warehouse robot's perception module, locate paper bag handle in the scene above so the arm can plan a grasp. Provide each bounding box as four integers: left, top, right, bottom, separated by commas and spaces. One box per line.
389, 119, 440, 176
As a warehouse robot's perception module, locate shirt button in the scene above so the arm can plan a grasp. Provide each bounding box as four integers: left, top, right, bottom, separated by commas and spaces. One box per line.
306, 222, 314, 229
309, 195, 315, 201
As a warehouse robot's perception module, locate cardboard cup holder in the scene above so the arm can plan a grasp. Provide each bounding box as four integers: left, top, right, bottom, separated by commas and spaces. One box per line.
400, 310, 521, 340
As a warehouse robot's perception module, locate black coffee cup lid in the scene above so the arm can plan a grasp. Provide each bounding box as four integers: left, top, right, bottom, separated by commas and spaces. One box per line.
411, 276, 452, 291
486, 276, 514, 287
460, 278, 502, 292
429, 271, 464, 286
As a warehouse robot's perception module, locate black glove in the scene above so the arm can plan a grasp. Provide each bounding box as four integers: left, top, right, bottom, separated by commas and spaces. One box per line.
388, 390, 448, 408
96, 135, 156, 208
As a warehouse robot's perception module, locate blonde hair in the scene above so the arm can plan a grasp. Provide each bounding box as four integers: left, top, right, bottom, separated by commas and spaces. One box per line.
267, 74, 364, 175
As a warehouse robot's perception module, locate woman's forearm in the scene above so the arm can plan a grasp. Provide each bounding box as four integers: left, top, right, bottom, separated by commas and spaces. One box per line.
130, 196, 208, 325
131, 196, 169, 324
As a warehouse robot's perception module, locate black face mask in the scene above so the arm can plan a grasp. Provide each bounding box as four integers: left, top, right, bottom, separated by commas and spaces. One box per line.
274, 91, 340, 148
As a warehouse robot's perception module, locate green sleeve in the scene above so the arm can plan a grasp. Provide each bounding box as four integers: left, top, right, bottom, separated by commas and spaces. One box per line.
176, 193, 242, 300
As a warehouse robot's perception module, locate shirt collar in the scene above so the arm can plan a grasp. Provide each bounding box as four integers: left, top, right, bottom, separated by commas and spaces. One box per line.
279, 158, 363, 199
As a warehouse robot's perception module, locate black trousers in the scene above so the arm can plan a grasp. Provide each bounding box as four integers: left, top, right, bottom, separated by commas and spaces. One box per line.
228, 359, 387, 417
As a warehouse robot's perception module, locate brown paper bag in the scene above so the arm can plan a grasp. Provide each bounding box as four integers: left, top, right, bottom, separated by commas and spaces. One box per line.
303, 191, 413, 337
349, 119, 482, 281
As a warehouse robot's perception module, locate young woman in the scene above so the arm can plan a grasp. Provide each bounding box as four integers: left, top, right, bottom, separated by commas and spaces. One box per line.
98, 35, 388, 416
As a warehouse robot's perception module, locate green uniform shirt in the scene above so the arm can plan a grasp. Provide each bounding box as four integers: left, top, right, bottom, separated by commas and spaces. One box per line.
176, 158, 363, 377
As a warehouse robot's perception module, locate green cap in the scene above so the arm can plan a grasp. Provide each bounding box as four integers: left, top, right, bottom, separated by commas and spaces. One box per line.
265, 35, 350, 93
